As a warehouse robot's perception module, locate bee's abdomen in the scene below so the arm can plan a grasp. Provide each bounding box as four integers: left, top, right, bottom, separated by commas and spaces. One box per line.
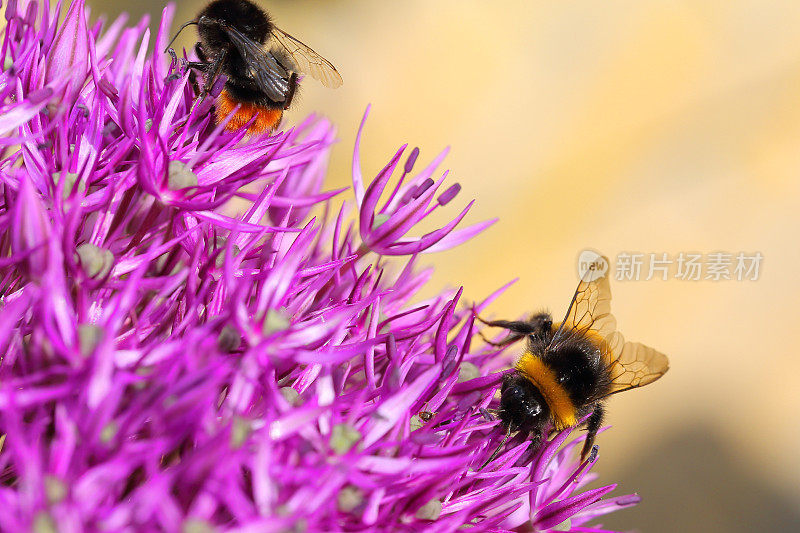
216, 90, 283, 133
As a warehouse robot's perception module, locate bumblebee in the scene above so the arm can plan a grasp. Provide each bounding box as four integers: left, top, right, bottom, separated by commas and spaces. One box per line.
479, 254, 669, 463
166, 0, 342, 133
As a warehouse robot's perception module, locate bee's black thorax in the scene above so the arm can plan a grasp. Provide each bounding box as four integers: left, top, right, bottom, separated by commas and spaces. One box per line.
525, 316, 613, 406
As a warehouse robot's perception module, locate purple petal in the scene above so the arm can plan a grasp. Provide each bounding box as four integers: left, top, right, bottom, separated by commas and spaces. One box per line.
362, 363, 442, 447
379, 200, 475, 255
351, 105, 371, 204
423, 217, 498, 253
534, 485, 617, 530
44, 0, 90, 93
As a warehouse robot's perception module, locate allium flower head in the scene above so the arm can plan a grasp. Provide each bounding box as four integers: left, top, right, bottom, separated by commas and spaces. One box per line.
0, 1, 641, 531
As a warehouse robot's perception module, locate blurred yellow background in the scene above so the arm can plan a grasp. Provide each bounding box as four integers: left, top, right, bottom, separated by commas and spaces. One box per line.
89, 0, 800, 530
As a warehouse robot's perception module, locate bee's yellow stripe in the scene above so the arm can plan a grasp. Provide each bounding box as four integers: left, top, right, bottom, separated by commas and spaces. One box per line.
515, 352, 577, 430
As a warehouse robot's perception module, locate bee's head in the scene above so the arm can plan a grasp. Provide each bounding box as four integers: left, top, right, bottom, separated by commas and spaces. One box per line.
499, 373, 550, 434
198, 0, 273, 47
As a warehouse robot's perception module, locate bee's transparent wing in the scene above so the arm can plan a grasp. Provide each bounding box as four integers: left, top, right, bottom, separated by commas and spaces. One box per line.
604, 340, 669, 395
551, 255, 617, 345
270, 27, 343, 88
551, 254, 668, 396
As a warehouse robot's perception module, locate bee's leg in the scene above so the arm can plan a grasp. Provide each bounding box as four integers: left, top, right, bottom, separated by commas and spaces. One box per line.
478, 330, 525, 347
197, 48, 227, 101
477, 317, 535, 331
528, 430, 543, 454
167, 45, 211, 94
165, 48, 181, 80
184, 45, 210, 73
185, 61, 209, 70
195, 43, 208, 63
477, 313, 551, 335
166, 49, 195, 83
187, 70, 201, 96
581, 403, 604, 461
480, 425, 514, 470
179, 60, 208, 96
476, 312, 552, 346
475, 318, 532, 347
479, 407, 497, 421
282, 73, 299, 109
514, 429, 544, 465
167, 41, 210, 83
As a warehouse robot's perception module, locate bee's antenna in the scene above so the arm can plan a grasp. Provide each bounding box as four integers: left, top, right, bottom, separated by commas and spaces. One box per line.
164, 20, 199, 53
479, 426, 513, 471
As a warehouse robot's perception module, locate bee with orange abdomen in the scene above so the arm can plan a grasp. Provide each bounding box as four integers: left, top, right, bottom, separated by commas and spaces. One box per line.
166, 0, 342, 134
479, 253, 669, 464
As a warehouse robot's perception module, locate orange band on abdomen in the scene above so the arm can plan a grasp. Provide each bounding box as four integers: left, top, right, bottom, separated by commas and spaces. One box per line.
216, 90, 283, 134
